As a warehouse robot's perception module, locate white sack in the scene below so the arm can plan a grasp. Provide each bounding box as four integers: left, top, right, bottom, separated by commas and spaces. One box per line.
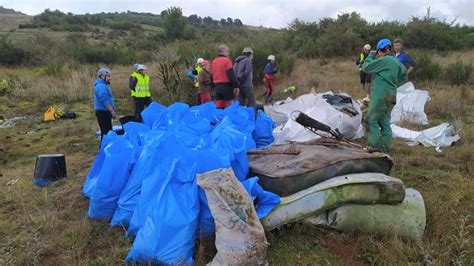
391, 82, 430, 125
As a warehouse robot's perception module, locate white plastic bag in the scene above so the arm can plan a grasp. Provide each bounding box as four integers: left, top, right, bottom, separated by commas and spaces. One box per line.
391, 82, 430, 125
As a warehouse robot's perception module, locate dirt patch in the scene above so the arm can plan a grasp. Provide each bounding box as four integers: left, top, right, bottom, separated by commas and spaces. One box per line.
319, 236, 368, 266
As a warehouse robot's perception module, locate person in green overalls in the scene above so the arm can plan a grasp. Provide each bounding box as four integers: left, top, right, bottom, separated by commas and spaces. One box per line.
362, 38, 408, 152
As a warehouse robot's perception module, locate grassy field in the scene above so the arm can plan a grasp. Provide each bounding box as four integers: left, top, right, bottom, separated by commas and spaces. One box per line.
0, 52, 473, 264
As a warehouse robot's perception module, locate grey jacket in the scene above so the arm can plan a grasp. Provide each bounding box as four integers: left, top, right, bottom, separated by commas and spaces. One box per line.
234, 55, 253, 88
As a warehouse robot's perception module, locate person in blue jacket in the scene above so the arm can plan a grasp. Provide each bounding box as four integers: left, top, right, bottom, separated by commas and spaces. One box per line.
94, 68, 115, 141
393, 38, 416, 75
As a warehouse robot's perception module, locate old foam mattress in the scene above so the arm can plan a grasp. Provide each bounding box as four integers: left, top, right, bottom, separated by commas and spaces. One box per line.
261, 173, 405, 230
248, 140, 394, 196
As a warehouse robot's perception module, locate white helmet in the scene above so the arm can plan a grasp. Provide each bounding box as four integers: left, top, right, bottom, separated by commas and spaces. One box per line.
137, 64, 147, 71
267, 55, 275, 61
363, 44, 371, 51
196, 58, 205, 64
242, 47, 254, 54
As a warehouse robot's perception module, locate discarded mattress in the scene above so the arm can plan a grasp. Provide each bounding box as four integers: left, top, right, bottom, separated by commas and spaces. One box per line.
391, 123, 460, 151
248, 140, 394, 196
269, 92, 363, 144
303, 188, 426, 240
391, 82, 430, 125
261, 173, 405, 230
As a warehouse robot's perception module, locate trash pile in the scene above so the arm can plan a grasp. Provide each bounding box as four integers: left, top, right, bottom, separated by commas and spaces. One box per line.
83, 90, 429, 264
267, 92, 364, 144
83, 101, 279, 264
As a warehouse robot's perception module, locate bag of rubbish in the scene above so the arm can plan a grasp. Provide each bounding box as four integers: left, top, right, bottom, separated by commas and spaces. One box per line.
261, 173, 405, 230
110, 131, 167, 228
252, 110, 275, 148
126, 147, 199, 264
87, 136, 135, 220
197, 168, 268, 265
126, 134, 182, 237
241, 176, 280, 218
82, 131, 117, 198
140, 101, 168, 128
303, 188, 426, 240
248, 140, 394, 196
223, 102, 256, 151
391, 82, 430, 125
211, 117, 249, 180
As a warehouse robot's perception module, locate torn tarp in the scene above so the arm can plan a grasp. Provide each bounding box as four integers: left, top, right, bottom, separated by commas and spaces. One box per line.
391, 123, 460, 151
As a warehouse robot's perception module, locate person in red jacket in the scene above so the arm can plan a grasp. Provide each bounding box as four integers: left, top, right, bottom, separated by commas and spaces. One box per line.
211, 44, 240, 109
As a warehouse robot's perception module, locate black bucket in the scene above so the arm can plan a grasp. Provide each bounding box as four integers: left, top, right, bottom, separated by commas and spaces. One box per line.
34, 154, 67, 186
118, 115, 138, 135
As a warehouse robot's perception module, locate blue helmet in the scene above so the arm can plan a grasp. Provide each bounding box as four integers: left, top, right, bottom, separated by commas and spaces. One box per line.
133, 63, 139, 71
376, 38, 392, 50
97, 68, 111, 77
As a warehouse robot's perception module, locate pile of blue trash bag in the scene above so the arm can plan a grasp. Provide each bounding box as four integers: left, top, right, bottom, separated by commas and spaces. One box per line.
82, 101, 279, 264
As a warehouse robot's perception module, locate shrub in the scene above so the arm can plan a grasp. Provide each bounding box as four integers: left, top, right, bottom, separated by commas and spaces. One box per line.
444, 61, 473, 86
0, 37, 31, 66
411, 52, 442, 81
73, 46, 135, 65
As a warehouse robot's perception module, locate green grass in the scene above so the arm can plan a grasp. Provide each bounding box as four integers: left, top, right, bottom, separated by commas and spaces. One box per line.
0, 57, 473, 264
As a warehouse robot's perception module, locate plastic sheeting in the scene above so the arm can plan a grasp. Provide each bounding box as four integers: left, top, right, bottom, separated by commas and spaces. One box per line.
391, 123, 461, 151
391, 82, 430, 125
271, 92, 363, 144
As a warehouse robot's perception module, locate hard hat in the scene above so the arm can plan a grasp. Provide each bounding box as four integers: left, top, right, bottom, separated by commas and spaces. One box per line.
133, 63, 139, 71
363, 44, 371, 51
376, 39, 392, 50
196, 58, 205, 64
97, 68, 111, 77
242, 47, 254, 54
137, 64, 147, 71
268, 55, 275, 61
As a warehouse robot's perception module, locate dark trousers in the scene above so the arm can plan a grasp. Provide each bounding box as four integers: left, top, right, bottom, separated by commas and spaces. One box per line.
95, 110, 112, 142
238, 85, 256, 108
134, 97, 152, 122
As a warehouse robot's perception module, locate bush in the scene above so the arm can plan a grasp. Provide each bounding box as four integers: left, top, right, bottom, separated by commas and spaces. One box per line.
73, 46, 135, 64
411, 52, 442, 81
0, 37, 31, 65
444, 61, 473, 86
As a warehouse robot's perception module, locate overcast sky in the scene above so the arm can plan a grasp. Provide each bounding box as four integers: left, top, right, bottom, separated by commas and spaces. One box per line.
1, 0, 473, 28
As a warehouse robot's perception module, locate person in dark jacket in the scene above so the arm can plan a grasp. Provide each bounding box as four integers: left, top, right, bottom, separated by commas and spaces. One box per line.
234, 47, 256, 108
263, 55, 277, 105
211, 44, 240, 109
94, 68, 115, 142
356, 44, 372, 93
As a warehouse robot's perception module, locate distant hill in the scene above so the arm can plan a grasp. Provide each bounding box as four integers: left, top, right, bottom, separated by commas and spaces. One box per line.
0, 6, 25, 15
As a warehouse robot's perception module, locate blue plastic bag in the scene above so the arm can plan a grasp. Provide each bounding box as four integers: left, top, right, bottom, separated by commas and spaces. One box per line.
82, 131, 117, 198
141, 102, 167, 128
211, 117, 249, 180
252, 110, 275, 148
87, 136, 135, 220
242, 177, 280, 218
125, 147, 199, 264
127, 134, 184, 237
110, 131, 167, 228
223, 102, 256, 151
